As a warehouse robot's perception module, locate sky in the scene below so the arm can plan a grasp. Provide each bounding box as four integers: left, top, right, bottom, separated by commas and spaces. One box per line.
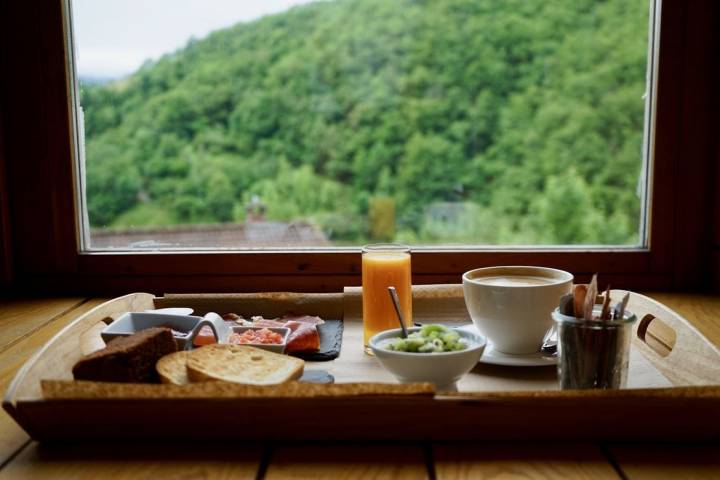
73, 0, 318, 79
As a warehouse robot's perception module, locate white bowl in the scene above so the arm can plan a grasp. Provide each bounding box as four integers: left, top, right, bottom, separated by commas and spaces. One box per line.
368, 327, 486, 391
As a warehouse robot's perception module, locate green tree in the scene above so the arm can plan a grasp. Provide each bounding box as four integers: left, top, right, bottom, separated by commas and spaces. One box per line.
527, 169, 604, 244
80, 0, 650, 247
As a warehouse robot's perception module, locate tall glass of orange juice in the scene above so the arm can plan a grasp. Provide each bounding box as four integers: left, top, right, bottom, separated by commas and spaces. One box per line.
362, 244, 412, 353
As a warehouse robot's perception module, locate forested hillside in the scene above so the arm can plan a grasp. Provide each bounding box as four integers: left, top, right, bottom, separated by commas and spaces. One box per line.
81, 0, 650, 245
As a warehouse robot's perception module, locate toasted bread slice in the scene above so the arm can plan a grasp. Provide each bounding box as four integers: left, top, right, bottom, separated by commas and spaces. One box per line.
156, 351, 191, 385
187, 344, 304, 385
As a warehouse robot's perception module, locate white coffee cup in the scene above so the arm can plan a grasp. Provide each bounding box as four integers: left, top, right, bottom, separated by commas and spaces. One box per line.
462, 266, 573, 354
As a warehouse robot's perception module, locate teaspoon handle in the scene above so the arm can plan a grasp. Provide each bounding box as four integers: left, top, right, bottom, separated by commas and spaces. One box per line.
388, 286, 408, 338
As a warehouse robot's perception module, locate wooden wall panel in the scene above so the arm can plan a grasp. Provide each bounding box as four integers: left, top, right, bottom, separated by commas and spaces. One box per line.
716, 140, 720, 249
714, 104, 720, 292
1, 1, 79, 282
712, 5, 720, 293
646, 0, 684, 276
0, 0, 11, 287
669, 0, 717, 290
650, 0, 718, 290
0, 95, 12, 287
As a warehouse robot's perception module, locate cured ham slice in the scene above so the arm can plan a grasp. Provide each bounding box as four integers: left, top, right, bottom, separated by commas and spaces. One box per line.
284, 321, 320, 352
252, 319, 286, 328
280, 314, 325, 325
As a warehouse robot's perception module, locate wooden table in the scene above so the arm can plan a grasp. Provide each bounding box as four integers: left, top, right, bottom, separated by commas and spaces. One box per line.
0, 293, 718, 479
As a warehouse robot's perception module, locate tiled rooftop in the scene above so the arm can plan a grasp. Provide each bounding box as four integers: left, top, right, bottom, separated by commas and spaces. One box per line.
89, 221, 329, 249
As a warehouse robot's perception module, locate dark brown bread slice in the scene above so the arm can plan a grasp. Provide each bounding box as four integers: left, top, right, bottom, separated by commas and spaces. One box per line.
72, 327, 177, 383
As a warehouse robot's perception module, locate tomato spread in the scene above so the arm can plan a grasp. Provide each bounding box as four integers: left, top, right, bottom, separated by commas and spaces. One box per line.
228, 328, 283, 345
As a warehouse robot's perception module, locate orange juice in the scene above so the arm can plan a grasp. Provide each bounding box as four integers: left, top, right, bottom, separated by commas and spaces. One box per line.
362, 245, 413, 351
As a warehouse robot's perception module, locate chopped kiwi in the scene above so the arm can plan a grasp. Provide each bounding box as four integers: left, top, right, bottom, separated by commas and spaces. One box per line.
385, 324, 468, 353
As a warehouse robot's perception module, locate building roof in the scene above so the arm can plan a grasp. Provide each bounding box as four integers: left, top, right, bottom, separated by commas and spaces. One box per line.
89, 220, 329, 249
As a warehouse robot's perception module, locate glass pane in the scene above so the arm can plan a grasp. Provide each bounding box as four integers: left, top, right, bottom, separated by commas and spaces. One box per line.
71, 0, 652, 249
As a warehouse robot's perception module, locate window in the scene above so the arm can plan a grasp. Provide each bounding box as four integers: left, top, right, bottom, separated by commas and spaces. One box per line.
72, 0, 651, 250
0, 0, 716, 293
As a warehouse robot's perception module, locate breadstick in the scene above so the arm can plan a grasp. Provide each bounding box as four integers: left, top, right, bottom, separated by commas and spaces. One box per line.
573, 284, 587, 319
600, 285, 612, 320
584, 274, 598, 321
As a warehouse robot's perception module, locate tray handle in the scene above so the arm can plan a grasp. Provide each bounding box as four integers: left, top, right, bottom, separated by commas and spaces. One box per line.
636, 313, 677, 358
617, 290, 720, 386
3, 293, 156, 410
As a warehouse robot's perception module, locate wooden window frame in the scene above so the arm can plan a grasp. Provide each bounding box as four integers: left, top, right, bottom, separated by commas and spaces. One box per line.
0, 0, 717, 295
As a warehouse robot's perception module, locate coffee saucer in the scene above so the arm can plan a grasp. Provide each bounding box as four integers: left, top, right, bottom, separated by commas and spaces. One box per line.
457, 324, 557, 367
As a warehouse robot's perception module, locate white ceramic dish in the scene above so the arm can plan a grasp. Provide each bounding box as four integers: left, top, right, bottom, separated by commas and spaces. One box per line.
226, 326, 290, 354
457, 324, 557, 366
102, 312, 229, 350
368, 327, 486, 391
143, 307, 194, 316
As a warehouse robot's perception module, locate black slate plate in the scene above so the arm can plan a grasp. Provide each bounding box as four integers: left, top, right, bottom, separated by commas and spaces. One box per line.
288, 319, 344, 361
298, 370, 335, 383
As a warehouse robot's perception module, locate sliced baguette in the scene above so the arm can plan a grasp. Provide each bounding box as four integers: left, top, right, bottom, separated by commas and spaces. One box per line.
156, 351, 191, 385
187, 344, 304, 385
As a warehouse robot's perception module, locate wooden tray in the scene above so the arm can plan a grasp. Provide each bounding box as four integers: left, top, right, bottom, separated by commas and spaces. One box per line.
4, 286, 720, 441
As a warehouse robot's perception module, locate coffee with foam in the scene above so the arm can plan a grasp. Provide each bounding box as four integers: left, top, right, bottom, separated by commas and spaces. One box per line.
462, 266, 573, 354
470, 275, 554, 287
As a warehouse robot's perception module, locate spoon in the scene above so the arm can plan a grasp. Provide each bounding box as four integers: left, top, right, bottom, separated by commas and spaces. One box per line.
540, 324, 558, 354
387, 286, 408, 338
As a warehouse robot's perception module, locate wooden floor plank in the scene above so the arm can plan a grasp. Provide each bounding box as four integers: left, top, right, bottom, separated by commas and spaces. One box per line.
433, 443, 620, 480
0, 442, 262, 480
265, 444, 429, 479
0, 299, 105, 467
0, 298, 87, 353
607, 444, 720, 480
